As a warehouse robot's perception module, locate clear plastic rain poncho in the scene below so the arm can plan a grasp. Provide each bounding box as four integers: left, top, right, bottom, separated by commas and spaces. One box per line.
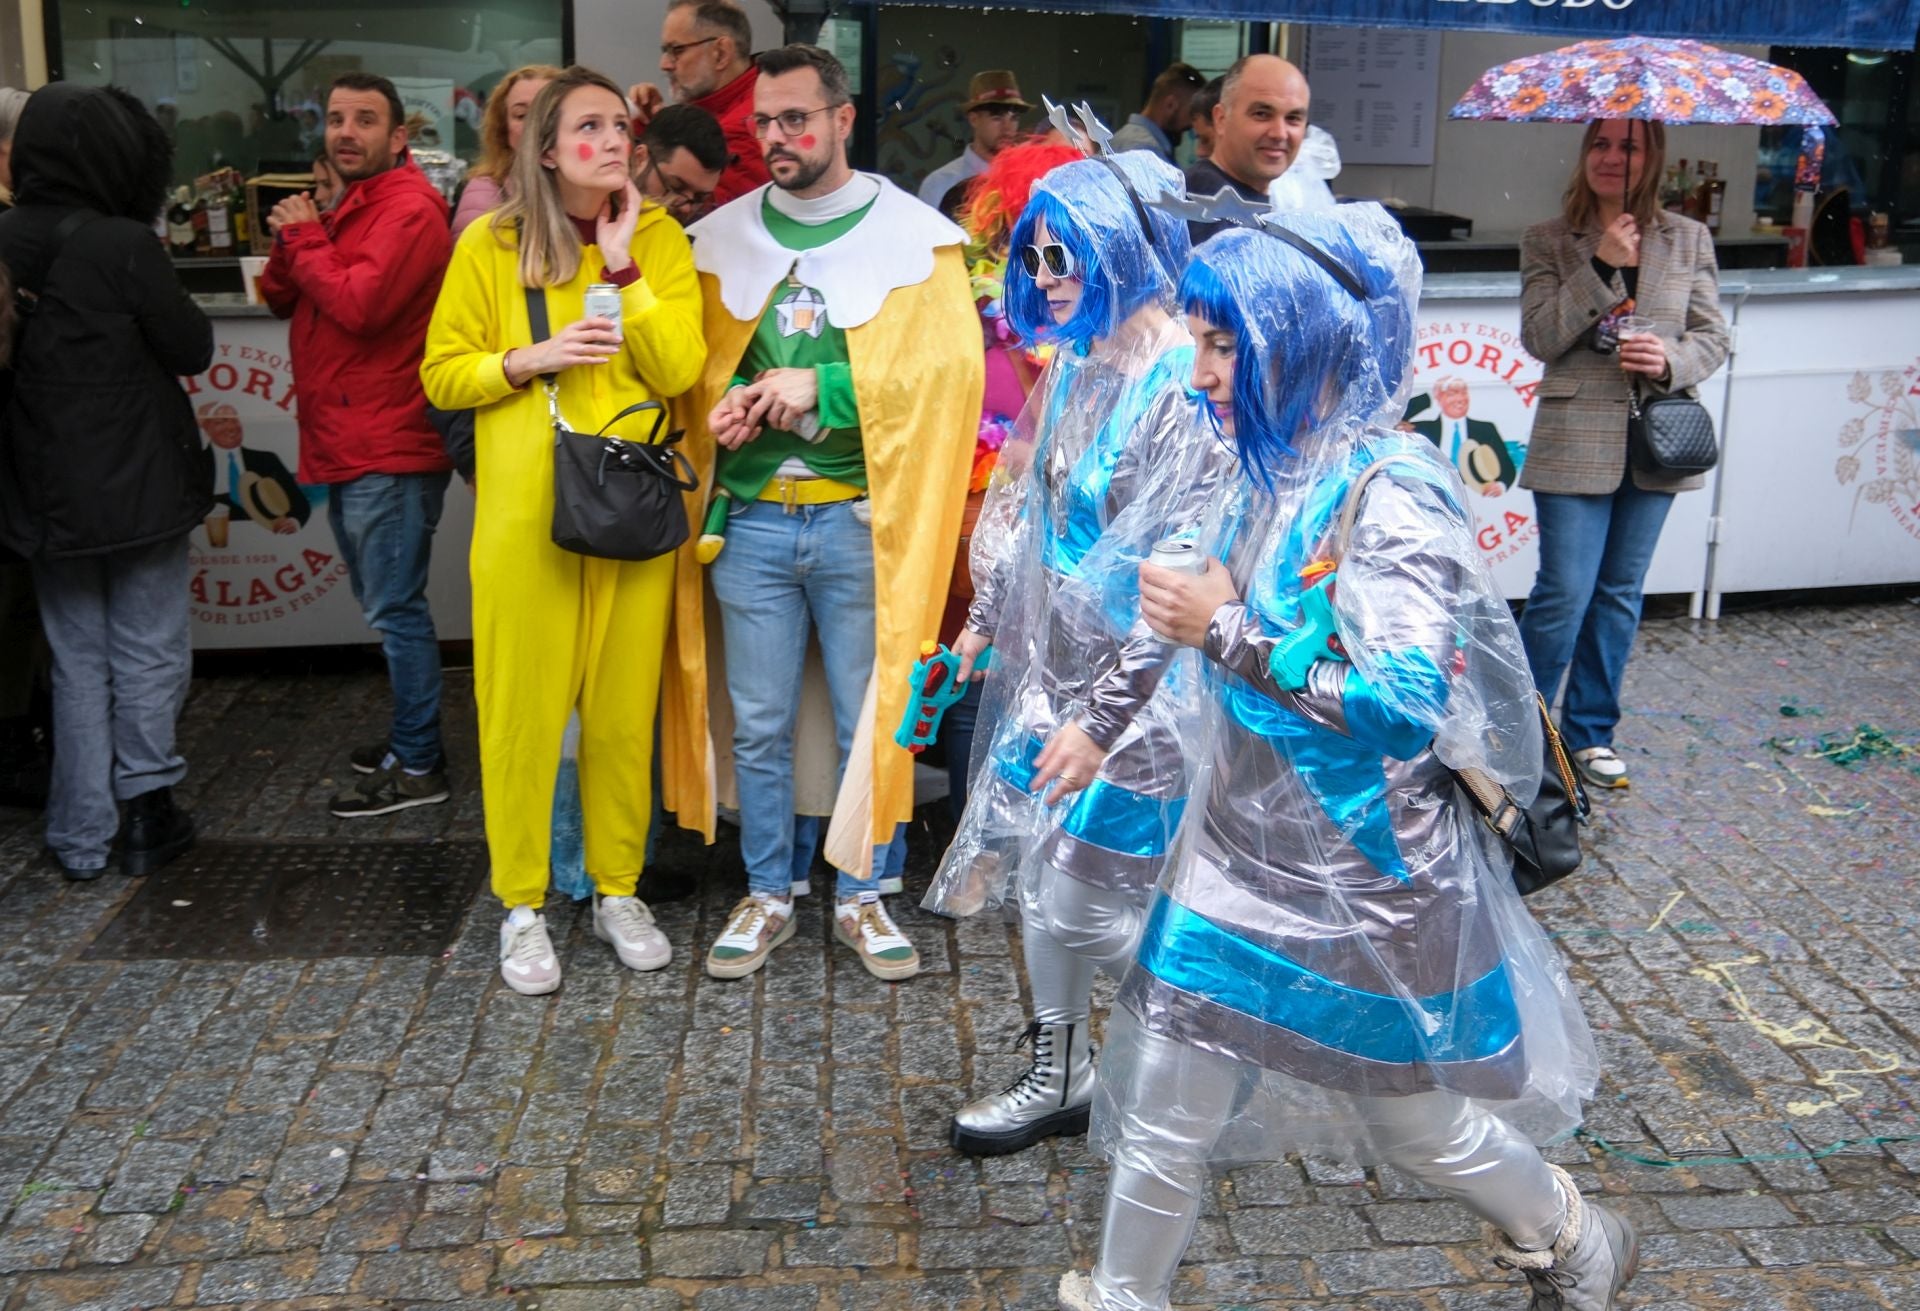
923, 150, 1234, 920
1268, 125, 1342, 214
1093, 203, 1599, 1171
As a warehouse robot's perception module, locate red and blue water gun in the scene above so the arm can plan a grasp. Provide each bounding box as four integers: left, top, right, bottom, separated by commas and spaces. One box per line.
895, 640, 992, 753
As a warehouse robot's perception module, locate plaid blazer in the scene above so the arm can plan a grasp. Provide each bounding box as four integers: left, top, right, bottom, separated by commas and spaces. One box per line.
1517, 212, 1730, 495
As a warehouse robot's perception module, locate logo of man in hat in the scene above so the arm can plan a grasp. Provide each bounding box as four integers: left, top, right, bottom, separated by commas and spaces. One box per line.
917, 69, 1031, 212
199, 401, 313, 535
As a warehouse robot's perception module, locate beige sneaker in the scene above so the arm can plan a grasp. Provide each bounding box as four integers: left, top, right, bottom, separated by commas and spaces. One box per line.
834, 896, 920, 981
706, 895, 796, 980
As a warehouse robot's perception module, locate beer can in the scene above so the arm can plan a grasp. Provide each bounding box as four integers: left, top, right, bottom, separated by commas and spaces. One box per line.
584, 283, 623, 340
1149, 537, 1206, 576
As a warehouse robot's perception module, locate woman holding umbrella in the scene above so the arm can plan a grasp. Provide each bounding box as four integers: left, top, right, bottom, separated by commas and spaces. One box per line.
1514, 117, 1728, 790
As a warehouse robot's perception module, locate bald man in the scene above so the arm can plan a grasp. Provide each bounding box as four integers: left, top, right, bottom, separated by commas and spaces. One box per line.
1184, 54, 1310, 244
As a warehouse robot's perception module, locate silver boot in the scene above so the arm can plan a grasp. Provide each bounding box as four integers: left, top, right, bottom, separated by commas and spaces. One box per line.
1488, 1164, 1639, 1311
950, 1020, 1094, 1157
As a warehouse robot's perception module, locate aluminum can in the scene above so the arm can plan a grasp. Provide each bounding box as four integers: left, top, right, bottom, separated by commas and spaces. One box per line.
1149, 537, 1207, 576
584, 283, 623, 340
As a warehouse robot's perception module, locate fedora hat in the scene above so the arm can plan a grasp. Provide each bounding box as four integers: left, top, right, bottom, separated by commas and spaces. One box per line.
238, 470, 292, 528
962, 70, 1032, 114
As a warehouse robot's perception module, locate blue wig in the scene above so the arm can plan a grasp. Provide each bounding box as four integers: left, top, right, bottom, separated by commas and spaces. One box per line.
1006, 152, 1192, 353
1179, 204, 1419, 490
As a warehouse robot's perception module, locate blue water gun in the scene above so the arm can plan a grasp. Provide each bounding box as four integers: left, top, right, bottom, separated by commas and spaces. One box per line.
895, 640, 992, 753
1268, 561, 1348, 691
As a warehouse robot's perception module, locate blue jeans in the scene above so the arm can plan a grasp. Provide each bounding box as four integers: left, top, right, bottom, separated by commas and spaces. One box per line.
792, 814, 906, 891
328, 471, 450, 770
943, 678, 985, 821
1518, 483, 1675, 752
709, 499, 885, 899
33, 537, 191, 870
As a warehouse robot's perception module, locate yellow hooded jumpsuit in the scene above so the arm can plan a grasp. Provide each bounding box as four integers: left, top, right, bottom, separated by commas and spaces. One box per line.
422, 207, 705, 908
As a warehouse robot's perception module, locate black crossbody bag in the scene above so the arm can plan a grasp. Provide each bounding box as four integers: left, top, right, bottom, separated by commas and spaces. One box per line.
523, 286, 697, 562
1627, 379, 1718, 477
1336, 458, 1591, 896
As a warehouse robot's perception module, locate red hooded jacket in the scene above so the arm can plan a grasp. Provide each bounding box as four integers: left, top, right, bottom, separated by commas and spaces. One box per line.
259, 157, 452, 485
692, 66, 773, 207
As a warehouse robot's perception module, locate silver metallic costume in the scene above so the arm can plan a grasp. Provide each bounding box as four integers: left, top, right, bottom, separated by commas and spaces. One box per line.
921, 152, 1231, 1156
1074, 206, 1633, 1311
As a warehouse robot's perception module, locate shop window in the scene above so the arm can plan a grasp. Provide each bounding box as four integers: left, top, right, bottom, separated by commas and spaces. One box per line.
47, 0, 565, 187
1760, 43, 1916, 243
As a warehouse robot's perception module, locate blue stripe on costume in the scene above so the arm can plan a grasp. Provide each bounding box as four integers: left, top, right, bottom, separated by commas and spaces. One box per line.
997, 735, 1187, 859
1136, 897, 1522, 1067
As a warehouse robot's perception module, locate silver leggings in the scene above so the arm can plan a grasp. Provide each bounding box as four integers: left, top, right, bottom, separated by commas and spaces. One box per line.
1021, 865, 1150, 1024
1092, 1030, 1565, 1311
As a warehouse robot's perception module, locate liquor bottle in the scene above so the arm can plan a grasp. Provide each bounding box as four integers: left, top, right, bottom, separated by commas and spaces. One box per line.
191, 189, 212, 256
230, 179, 250, 250
1697, 160, 1725, 235
167, 187, 196, 257
1661, 163, 1685, 213
207, 187, 233, 255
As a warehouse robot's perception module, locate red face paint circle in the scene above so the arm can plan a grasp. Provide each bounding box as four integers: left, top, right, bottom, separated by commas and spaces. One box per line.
795, 134, 817, 151
576, 142, 595, 161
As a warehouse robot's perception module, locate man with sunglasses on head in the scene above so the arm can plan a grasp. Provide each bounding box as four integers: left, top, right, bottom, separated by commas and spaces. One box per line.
627, 0, 769, 205
634, 103, 729, 224
917, 70, 1031, 211
672, 44, 982, 986
1109, 61, 1207, 163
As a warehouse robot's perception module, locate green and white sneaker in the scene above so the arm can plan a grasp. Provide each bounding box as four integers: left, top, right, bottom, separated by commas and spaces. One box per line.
834, 895, 919, 981
706, 894, 796, 979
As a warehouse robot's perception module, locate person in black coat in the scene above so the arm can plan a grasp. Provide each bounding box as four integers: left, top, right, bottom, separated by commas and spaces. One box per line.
0, 82, 214, 881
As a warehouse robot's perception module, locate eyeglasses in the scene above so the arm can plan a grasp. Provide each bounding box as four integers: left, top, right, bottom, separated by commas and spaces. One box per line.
660, 35, 719, 61
641, 157, 715, 215
1019, 242, 1077, 280
973, 104, 1024, 120
750, 106, 836, 139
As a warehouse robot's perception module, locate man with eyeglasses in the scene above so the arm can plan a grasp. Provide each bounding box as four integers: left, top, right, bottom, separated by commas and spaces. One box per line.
671, 44, 981, 986
627, 0, 769, 205
634, 104, 729, 224
917, 70, 1031, 212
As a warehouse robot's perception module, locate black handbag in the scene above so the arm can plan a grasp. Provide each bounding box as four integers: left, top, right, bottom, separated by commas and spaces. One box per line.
1336, 458, 1591, 897
524, 286, 697, 562
1451, 695, 1592, 897
1627, 380, 1718, 477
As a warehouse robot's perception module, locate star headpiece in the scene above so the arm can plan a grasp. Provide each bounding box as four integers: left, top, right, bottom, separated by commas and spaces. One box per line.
1039, 96, 1158, 249
1147, 187, 1367, 301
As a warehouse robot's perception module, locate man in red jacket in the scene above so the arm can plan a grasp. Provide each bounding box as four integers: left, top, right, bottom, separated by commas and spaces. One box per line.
260, 72, 455, 819
628, 0, 772, 206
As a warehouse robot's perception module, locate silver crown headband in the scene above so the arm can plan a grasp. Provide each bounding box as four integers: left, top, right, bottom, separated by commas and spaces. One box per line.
1147, 187, 1367, 301
1040, 95, 1158, 248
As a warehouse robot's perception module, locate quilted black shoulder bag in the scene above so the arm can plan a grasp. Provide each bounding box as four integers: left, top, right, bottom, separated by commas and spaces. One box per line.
1627, 379, 1718, 477
525, 286, 697, 562
1337, 458, 1591, 896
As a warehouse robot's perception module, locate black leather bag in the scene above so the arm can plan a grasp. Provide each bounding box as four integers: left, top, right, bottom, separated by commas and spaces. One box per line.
1451, 695, 1592, 897
1628, 381, 1718, 476
526, 287, 697, 562
1336, 459, 1591, 897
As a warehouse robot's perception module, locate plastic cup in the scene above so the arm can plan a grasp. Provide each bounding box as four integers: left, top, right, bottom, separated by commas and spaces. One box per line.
239, 256, 269, 306
1615, 315, 1656, 343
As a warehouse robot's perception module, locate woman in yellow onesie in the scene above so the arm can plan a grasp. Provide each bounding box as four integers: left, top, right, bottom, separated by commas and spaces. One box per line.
423, 65, 705, 996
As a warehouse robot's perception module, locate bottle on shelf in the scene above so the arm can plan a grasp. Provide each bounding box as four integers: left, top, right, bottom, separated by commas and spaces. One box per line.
229, 177, 250, 250
206, 187, 232, 256
1696, 160, 1726, 235
191, 188, 212, 257
166, 187, 196, 257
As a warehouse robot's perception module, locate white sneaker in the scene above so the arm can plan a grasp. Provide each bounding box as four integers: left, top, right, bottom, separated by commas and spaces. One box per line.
834, 895, 920, 981
594, 894, 672, 972
1573, 745, 1630, 790
499, 909, 561, 996
706, 894, 796, 979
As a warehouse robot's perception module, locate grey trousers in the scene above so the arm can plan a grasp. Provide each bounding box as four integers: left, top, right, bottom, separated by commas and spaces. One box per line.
1091, 1029, 1564, 1311
1022, 864, 1150, 1025
32, 536, 193, 871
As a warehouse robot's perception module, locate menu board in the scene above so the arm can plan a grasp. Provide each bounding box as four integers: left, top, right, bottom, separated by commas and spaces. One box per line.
1302, 28, 1440, 168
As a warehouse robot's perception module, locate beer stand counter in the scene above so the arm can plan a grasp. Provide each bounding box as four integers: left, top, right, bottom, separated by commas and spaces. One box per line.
187, 297, 474, 650
1412, 265, 1920, 618
187, 264, 1920, 648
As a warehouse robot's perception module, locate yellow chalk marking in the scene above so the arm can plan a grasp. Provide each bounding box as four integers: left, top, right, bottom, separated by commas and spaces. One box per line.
1646, 890, 1686, 934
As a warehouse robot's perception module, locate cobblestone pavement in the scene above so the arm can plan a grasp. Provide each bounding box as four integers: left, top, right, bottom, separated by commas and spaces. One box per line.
1, 600, 1918, 1310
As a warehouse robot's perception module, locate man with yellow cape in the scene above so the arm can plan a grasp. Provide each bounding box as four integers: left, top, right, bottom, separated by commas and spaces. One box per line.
658, 43, 982, 982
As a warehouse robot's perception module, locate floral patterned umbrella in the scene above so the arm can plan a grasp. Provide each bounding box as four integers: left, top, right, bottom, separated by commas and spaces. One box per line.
1450, 38, 1836, 128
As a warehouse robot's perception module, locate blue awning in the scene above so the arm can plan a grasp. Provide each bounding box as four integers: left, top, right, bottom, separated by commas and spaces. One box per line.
848, 0, 1920, 52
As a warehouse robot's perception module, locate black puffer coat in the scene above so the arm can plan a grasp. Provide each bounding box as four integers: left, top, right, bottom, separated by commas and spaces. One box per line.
0, 83, 214, 559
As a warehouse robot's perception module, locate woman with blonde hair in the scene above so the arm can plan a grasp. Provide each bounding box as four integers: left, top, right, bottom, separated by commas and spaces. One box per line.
423, 65, 705, 996
451, 64, 564, 234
